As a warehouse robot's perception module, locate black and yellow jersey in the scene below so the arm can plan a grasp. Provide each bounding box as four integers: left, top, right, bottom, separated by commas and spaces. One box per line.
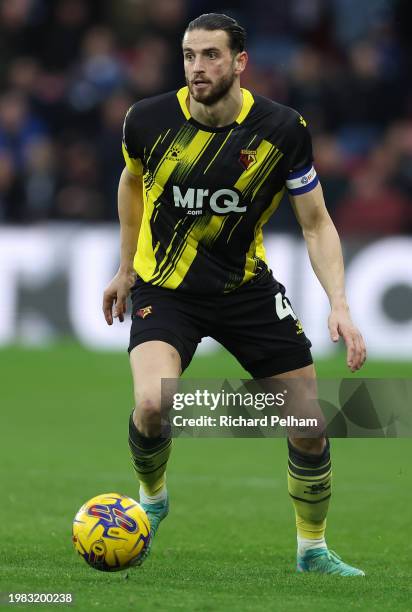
122, 86, 318, 294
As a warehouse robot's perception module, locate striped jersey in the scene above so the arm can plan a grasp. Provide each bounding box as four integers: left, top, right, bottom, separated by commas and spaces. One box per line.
122, 86, 318, 294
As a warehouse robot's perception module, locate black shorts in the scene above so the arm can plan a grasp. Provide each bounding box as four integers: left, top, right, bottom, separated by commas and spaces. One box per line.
128, 271, 313, 378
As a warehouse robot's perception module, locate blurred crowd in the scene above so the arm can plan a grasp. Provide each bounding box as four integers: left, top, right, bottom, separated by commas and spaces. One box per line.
0, 0, 411, 236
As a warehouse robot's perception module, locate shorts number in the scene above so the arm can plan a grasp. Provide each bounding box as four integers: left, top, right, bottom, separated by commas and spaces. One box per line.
275, 292, 297, 321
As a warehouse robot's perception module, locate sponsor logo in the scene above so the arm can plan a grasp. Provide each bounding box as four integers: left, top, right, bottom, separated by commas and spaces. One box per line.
165, 145, 182, 162
173, 186, 246, 215
295, 320, 304, 335
300, 169, 315, 185
239, 149, 257, 170
136, 305, 153, 319
304, 482, 330, 495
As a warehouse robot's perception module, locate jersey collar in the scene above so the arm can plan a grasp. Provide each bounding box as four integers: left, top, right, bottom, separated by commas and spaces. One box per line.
176, 86, 254, 129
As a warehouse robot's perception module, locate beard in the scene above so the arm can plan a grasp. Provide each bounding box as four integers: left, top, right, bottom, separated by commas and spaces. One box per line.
187, 70, 236, 106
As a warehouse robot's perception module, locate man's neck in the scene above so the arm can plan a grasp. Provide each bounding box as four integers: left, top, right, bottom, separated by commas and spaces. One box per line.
188, 86, 243, 128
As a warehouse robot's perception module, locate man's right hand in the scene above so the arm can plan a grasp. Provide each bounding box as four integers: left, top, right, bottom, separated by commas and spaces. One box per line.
103, 269, 137, 325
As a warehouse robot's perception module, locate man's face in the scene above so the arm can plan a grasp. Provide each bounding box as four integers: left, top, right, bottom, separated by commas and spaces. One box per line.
182, 29, 242, 106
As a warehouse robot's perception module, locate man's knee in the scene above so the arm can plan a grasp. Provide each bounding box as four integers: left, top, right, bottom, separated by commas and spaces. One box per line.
133, 393, 163, 438
289, 436, 327, 455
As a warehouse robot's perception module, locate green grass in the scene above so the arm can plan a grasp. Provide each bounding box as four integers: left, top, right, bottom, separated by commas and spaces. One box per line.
1, 343, 412, 610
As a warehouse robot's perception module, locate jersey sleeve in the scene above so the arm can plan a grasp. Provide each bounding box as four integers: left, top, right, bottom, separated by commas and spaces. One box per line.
285, 113, 319, 196
122, 105, 144, 176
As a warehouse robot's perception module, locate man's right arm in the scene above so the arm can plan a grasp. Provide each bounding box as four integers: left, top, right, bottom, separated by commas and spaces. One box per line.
103, 167, 143, 325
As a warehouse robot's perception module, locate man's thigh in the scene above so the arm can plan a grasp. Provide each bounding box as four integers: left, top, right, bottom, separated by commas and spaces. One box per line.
130, 341, 181, 401
128, 277, 211, 374
213, 272, 313, 378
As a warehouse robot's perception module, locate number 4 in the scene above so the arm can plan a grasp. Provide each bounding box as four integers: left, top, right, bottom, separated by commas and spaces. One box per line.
275, 292, 297, 320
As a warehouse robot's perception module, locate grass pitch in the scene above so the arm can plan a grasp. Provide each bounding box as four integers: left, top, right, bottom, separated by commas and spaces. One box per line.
1, 343, 412, 610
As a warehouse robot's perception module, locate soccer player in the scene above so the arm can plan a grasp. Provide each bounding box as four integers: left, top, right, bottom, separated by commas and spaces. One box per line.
103, 13, 367, 575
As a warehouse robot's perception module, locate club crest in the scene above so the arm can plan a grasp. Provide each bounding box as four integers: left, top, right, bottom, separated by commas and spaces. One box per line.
136, 306, 153, 319
239, 149, 257, 170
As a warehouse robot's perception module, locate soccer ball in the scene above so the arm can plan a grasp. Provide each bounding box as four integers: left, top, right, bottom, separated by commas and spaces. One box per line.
72, 493, 151, 572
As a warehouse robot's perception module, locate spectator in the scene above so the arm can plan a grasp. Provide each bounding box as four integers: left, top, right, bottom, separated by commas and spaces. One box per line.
0, 0, 409, 231
0, 90, 47, 168
54, 140, 104, 220
0, 149, 24, 221
335, 169, 411, 237
24, 138, 57, 220
98, 90, 133, 218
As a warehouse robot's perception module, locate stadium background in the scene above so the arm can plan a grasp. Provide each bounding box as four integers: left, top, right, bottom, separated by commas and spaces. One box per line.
1, 1, 411, 610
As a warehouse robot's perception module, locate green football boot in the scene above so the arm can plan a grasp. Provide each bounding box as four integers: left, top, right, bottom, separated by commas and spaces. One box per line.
297, 548, 365, 576
138, 493, 169, 564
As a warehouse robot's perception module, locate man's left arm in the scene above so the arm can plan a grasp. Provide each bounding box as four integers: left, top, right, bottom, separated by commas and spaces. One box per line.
289, 182, 366, 372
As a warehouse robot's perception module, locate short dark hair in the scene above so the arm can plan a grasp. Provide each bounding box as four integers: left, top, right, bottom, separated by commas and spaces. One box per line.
185, 13, 246, 54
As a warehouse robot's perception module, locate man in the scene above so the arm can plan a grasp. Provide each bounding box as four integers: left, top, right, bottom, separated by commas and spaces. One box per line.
103, 13, 366, 575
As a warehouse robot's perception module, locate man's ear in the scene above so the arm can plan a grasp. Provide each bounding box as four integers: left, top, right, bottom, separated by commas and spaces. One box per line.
235, 51, 248, 75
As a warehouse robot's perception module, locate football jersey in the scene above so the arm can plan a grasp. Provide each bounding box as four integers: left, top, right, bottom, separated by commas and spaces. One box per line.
122, 86, 318, 294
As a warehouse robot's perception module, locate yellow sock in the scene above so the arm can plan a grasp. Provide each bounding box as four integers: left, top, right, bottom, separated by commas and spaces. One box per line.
287, 439, 331, 540
128, 413, 172, 496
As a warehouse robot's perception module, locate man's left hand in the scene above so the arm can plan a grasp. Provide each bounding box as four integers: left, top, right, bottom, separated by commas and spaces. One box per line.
328, 307, 367, 372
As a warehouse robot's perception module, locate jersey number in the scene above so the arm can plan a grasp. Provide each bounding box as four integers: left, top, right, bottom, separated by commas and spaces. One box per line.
275, 292, 297, 321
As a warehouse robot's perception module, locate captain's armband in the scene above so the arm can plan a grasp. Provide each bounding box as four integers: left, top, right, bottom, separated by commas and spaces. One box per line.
286, 165, 318, 196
